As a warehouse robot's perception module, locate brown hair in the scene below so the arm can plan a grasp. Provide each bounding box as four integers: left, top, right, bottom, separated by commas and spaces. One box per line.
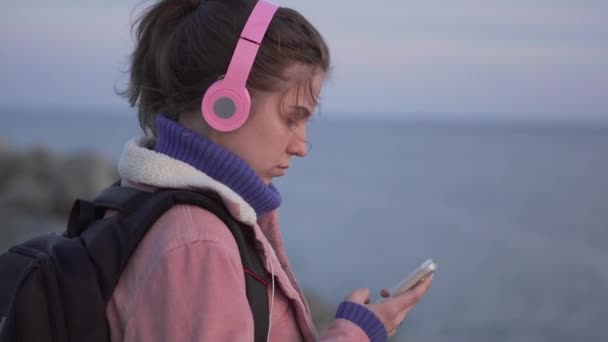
120, 0, 331, 136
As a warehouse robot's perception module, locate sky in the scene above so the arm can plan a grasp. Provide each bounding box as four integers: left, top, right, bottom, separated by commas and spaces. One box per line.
1, 0, 607, 122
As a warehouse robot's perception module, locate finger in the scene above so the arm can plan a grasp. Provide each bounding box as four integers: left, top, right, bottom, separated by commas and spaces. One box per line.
414, 274, 434, 294
387, 307, 413, 337
408, 274, 433, 301
395, 306, 412, 325
392, 274, 434, 309
387, 317, 408, 337
345, 288, 371, 304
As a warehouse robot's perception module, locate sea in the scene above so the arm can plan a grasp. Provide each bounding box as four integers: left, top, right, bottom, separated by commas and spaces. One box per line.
2, 109, 608, 341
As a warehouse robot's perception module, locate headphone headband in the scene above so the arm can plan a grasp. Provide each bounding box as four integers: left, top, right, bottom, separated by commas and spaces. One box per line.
223, 1, 279, 85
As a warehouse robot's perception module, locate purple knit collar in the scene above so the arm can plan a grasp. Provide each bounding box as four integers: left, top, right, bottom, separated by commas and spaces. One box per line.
153, 114, 281, 218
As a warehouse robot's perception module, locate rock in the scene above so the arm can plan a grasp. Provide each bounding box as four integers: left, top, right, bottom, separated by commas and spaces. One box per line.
0, 149, 17, 191
0, 146, 117, 214
50, 151, 118, 217
0, 136, 7, 152
0, 146, 118, 248
0, 206, 64, 253
0, 176, 55, 214
9, 144, 57, 188
303, 288, 336, 334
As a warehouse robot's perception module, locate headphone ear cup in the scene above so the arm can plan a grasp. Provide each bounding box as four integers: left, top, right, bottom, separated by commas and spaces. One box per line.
201, 80, 251, 132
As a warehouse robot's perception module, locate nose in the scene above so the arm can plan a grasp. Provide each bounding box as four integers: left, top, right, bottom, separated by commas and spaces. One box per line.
286, 126, 308, 157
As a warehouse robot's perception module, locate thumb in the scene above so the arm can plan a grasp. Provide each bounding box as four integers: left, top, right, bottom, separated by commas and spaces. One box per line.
345, 288, 371, 304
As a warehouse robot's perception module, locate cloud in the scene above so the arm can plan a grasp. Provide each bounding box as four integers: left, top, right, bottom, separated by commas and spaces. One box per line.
1, 0, 606, 120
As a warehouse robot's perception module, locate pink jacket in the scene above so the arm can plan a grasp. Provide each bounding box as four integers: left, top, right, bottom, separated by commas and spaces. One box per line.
105, 137, 374, 341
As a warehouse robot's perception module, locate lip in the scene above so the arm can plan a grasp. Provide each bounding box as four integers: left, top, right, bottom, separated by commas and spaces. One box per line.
274, 165, 289, 177
273, 166, 287, 177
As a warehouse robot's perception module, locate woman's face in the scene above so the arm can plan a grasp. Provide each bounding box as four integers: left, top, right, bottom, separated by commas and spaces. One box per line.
208, 64, 325, 184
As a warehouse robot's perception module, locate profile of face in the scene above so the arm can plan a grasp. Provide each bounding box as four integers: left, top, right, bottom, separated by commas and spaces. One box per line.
204, 63, 325, 184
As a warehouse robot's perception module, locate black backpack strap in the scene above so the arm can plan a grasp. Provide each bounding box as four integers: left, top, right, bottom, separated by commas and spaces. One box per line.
66, 199, 100, 237
80, 185, 270, 341
93, 182, 147, 212
66, 181, 146, 237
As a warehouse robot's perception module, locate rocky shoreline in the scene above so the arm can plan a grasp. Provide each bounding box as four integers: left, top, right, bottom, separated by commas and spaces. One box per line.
0, 142, 118, 249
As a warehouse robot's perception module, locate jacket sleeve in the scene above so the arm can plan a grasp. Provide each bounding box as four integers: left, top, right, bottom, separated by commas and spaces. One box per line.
122, 239, 254, 342
320, 301, 388, 342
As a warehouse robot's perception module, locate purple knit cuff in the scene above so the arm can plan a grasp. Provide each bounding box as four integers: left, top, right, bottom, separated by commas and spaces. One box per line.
335, 301, 387, 342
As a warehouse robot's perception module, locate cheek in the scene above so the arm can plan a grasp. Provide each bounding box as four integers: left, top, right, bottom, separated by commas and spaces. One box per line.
249, 112, 290, 147
238, 121, 284, 165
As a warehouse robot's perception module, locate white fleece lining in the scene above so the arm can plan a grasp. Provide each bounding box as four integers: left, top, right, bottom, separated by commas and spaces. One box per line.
117, 137, 257, 225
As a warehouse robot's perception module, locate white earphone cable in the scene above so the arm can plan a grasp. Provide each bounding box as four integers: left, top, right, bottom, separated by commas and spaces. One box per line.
267, 251, 275, 342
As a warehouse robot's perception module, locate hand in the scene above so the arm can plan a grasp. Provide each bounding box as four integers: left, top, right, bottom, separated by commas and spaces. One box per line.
344, 275, 433, 337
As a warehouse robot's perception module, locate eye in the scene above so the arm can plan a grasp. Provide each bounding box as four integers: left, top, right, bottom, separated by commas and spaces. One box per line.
282, 106, 313, 129
283, 114, 302, 128
286, 117, 300, 128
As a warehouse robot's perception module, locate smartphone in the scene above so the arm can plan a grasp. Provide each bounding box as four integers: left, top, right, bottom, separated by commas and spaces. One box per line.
388, 259, 437, 297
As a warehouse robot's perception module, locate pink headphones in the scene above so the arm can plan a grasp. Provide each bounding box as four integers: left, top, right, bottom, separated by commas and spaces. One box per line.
201, 0, 279, 132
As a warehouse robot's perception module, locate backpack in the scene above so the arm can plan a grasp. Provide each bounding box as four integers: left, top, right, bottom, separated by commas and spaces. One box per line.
0, 182, 270, 342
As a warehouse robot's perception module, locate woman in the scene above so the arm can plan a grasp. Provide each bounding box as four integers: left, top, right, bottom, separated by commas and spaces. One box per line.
108, 0, 433, 341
